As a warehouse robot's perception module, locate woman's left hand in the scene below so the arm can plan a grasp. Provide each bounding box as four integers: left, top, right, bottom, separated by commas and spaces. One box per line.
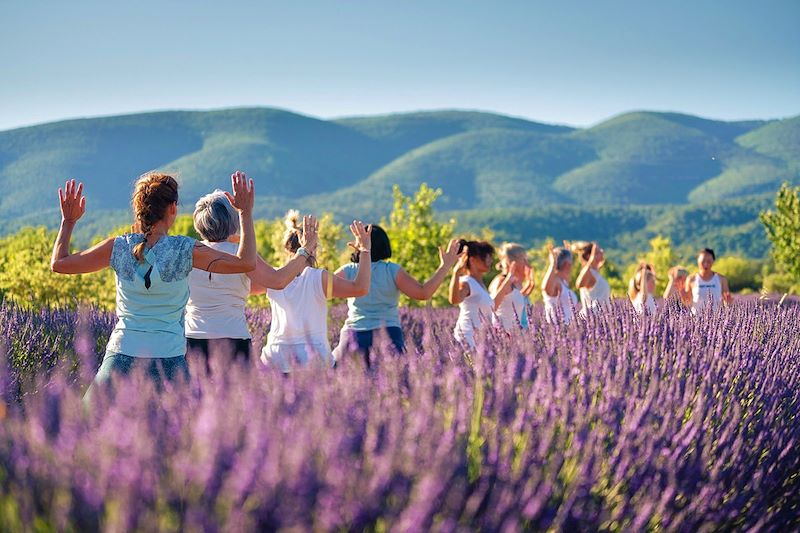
58, 179, 86, 223
225, 171, 255, 214
348, 220, 372, 253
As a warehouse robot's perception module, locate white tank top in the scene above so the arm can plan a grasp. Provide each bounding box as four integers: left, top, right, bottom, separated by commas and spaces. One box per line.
454, 276, 494, 345
493, 286, 529, 330
266, 267, 329, 347
692, 273, 722, 312
633, 294, 657, 315
185, 240, 251, 339
543, 279, 578, 324
579, 268, 611, 312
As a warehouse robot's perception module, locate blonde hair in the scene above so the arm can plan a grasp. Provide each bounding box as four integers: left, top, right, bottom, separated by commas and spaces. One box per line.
131, 172, 179, 263
629, 263, 657, 300
283, 210, 315, 266
498, 243, 526, 272
569, 241, 594, 263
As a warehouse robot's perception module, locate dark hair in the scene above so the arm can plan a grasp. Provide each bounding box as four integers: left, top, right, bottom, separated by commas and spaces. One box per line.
132, 172, 179, 263
698, 248, 716, 261
351, 224, 391, 263
283, 210, 316, 267
457, 239, 494, 268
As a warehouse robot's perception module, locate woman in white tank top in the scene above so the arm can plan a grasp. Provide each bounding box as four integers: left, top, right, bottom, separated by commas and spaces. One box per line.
185, 191, 319, 372
490, 243, 535, 331
629, 262, 657, 315
541, 244, 578, 324
573, 241, 611, 313
687, 248, 731, 313
449, 240, 496, 347
258, 214, 373, 372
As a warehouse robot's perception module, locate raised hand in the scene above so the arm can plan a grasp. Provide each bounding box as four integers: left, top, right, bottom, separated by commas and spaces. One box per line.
439, 238, 460, 269
58, 179, 86, 223
589, 242, 598, 262
454, 251, 469, 274
548, 243, 558, 264
300, 215, 319, 255
347, 221, 372, 253
225, 171, 254, 214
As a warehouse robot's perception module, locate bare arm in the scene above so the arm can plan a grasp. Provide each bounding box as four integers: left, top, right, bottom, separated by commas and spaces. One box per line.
489, 272, 515, 310
321, 220, 372, 298
50, 179, 114, 274
395, 239, 460, 300
247, 214, 319, 290
575, 243, 598, 289
542, 247, 561, 298
720, 274, 733, 304
448, 253, 470, 305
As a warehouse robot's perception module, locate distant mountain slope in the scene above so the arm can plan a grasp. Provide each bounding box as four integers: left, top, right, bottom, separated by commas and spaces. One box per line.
0, 106, 797, 257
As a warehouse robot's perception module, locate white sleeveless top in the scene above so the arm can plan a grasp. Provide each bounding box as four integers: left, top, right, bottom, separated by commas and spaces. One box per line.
543, 279, 578, 324
265, 267, 329, 347
633, 294, 657, 315
493, 286, 529, 330
185, 241, 251, 340
579, 268, 611, 312
692, 273, 722, 312
454, 276, 495, 346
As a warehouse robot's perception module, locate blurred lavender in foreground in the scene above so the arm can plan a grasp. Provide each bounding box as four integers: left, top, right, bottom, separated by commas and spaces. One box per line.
0, 298, 798, 530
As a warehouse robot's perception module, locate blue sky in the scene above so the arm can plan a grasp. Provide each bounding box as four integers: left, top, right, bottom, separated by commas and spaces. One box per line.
1, 0, 798, 131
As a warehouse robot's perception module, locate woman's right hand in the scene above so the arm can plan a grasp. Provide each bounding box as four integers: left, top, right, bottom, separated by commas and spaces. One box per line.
439, 239, 460, 269
58, 179, 86, 223
454, 252, 469, 275
225, 171, 254, 214
300, 215, 319, 255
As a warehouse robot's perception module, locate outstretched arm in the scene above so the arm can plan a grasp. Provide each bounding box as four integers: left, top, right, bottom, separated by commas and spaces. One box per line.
395, 239, 460, 300
248, 215, 319, 292
50, 179, 114, 274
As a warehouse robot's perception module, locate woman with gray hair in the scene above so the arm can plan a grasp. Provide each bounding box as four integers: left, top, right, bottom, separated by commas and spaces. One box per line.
185, 190, 318, 371
541, 243, 578, 324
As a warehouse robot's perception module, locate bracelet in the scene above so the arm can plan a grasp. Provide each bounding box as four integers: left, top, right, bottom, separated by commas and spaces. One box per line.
359, 249, 371, 253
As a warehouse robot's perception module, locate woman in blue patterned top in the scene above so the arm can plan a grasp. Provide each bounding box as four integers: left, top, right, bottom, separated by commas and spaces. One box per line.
50, 171, 259, 395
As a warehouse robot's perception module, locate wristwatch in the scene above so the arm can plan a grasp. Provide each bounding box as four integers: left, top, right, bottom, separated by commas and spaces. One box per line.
296, 247, 310, 258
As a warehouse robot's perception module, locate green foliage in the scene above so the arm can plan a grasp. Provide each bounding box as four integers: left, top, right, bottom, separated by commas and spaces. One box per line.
714, 256, 762, 293
384, 184, 455, 307
171, 214, 201, 240
760, 183, 800, 285
0, 227, 115, 309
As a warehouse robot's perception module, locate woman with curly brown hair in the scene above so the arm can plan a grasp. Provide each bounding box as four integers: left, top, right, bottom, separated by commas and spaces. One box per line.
51, 170, 259, 394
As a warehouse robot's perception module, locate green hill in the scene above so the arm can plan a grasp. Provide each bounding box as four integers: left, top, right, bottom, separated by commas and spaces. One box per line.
0, 106, 797, 256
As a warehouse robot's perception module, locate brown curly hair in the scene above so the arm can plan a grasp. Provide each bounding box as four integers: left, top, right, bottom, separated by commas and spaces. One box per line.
131, 172, 179, 263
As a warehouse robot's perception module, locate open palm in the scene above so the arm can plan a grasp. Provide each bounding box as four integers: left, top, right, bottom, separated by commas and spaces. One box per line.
58, 179, 85, 223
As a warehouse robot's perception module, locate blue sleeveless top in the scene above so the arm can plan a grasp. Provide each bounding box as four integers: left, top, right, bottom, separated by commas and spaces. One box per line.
107, 233, 196, 358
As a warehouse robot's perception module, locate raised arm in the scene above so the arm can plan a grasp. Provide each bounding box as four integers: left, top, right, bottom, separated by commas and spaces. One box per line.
193, 171, 257, 274
448, 253, 470, 305
542, 245, 561, 298
575, 243, 598, 289
663, 268, 677, 300
395, 239, 460, 300
50, 179, 114, 274
321, 221, 372, 298
489, 264, 517, 310
248, 215, 319, 293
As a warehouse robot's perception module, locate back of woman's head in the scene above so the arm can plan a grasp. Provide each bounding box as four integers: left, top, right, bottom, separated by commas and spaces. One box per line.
570, 241, 594, 263
283, 210, 315, 267
193, 190, 239, 243
629, 262, 656, 297
351, 224, 391, 263
132, 172, 179, 262
552, 247, 573, 271
457, 239, 495, 266
498, 243, 526, 271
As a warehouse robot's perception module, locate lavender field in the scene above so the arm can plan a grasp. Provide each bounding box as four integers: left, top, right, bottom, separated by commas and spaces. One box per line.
1, 299, 799, 531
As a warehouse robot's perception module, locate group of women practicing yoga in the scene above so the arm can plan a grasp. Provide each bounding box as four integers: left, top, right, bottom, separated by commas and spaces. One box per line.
50, 171, 733, 392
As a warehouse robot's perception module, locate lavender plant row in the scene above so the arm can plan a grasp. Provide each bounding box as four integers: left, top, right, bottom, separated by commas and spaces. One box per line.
0, 300, 798, 531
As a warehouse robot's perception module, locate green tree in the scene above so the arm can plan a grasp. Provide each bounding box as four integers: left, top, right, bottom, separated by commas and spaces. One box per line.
0, 227, 115, 309
760, 183, 800, 285
384, 184, 455, 307
714, 256, 762, 293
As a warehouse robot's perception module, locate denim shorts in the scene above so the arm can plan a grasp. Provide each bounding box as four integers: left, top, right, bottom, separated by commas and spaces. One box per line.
85, 351, 189, 402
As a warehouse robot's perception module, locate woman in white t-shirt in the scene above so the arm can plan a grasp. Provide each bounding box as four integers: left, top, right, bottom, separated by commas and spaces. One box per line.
541, 244, 579, 325
449, 240, 496, 348
573, 241, 611, 314
185, 191, 319, 372
629, 262, 657, 315
489, 243, 535, 331
258, 212, 372, 372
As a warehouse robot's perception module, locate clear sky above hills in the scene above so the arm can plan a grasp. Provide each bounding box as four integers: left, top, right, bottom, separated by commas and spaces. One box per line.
1, 0, 798, 131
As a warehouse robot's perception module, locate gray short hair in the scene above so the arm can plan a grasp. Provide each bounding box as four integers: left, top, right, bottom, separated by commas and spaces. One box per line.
193, 190, 239, 242
553, 247, 573, 271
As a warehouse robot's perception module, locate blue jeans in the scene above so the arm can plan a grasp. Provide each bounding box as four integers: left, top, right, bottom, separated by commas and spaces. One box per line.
338, 327, 405, 369
85, 351, 189, 403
